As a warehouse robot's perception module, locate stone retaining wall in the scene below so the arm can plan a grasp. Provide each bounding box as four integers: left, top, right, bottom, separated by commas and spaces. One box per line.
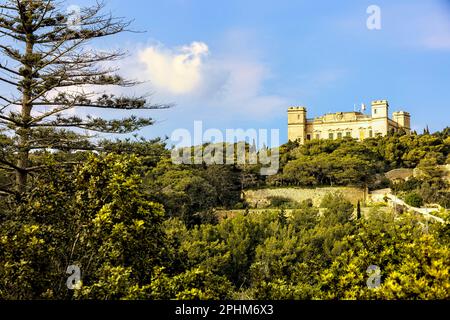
244, 187, 366, 208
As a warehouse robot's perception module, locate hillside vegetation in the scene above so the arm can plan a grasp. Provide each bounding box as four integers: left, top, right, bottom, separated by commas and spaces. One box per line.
1, 129, 449, 299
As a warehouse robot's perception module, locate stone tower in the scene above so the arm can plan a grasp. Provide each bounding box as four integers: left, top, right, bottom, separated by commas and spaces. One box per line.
287, 107, 307, 144
393, 111, 411, 132
371, 100, 389, 118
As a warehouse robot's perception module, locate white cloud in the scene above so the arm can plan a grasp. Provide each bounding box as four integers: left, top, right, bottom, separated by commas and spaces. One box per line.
138, 41, 209, 95
123, 38, 287, 122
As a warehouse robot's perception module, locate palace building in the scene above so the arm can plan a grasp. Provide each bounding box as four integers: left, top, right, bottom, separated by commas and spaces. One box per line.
287, 100, 411, 144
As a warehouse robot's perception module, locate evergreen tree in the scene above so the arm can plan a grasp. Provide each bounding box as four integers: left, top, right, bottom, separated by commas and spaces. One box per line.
0, 0, 169, 194
278, 208, 287, 225
356, 200, 361, 220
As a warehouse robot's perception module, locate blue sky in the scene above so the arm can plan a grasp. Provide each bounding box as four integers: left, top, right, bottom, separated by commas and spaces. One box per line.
4, 0, 450, 144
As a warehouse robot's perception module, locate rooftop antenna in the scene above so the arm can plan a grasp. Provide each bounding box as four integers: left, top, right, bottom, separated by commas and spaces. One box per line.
361, 103, 366, 113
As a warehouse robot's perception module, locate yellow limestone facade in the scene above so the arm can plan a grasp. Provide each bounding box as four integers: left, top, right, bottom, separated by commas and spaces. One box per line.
288, 100, 411, 144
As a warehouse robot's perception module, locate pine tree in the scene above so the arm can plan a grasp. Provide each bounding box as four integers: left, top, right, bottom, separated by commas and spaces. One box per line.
0, 0, 170, 195
278, 208, 287, 225
356, 200, 361, 220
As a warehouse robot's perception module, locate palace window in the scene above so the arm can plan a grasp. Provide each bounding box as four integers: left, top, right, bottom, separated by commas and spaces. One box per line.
315, 134, 320, 140
306, 134, 311, 140
337, 132, 343, 139
369, 130, 373, 138
329, 133, 334, 140
346, 131, 352, 137
359, 130, 365, 140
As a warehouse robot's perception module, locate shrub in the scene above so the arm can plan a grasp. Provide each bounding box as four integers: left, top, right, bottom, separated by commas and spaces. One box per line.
267, 196, 298, 208
404, 192, 424, 208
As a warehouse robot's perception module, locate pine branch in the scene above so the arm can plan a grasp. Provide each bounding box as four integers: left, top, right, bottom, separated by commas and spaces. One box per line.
0, 4, 18, 11
0, 187, 16, 196
0, 95, 13, 104
0, 63, 20, 75
32, 115, 155, 134
32, 0, 53, 31
0, 114, 19, 124
0, 75, 19, 86
0, 157, 23, 172
0, 28, 26, 41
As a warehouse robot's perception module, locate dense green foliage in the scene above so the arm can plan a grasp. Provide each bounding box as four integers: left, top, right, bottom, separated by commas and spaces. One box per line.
1, 0, 449, 301
3, 173, 449, 299
391, 156, 450, 208
1, 153, 165, 299
1, 133, 449, 299
144, 159, 242, 226
270, 130, 450, 189
1, 128, 450, 299
404, 192, 424, 208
